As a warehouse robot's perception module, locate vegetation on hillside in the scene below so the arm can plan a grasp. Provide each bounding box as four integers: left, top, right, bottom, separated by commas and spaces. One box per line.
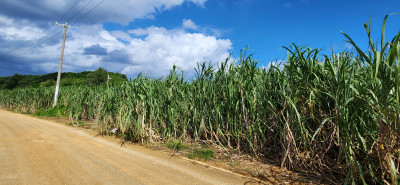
0, 15, 399, 184
0, 67, 128, 90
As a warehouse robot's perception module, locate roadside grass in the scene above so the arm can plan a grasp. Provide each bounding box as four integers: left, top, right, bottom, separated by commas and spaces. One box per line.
68, 120, 89, 127
188, 148, 214, 161
34, 105, 67, 117
165, 140, 214, 161
166, 140, 188, 152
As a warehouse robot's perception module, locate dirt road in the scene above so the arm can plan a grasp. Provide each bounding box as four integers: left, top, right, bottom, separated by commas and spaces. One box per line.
0, 110, 257, 185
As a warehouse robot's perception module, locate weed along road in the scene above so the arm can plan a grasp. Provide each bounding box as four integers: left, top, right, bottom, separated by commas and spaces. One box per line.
0, 110, 253, 185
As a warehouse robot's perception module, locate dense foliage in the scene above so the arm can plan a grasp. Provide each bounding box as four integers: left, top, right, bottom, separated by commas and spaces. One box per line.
0, 67, 127, 89
0, 15, 399, 184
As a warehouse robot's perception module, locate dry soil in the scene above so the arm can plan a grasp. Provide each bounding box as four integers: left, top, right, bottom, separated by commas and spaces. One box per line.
0, 109, 262, 185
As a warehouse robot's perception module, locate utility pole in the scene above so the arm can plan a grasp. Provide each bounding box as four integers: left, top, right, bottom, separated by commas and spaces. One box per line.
107, 74, 111, 85
53, 22, 71, 107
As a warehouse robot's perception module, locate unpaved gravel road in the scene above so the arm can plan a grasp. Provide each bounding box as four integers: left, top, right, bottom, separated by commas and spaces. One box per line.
0, 110, 257, 185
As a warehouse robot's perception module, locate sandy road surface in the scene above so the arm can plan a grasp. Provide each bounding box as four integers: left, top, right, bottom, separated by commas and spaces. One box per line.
0, 110, 258, 185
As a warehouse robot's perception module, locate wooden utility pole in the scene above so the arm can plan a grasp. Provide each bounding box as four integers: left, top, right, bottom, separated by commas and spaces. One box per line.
53, 22, 70, 107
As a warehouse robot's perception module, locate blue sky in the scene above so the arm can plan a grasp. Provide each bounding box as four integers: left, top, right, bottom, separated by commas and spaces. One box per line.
0, 0, 399, 78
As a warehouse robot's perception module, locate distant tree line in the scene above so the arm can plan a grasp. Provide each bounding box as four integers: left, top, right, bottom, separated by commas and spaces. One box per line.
0, 68, 128, 90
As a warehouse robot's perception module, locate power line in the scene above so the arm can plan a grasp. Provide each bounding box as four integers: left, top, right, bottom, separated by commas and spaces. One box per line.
0, 27, 59, 60
1, 29, 63, 62
36, 0, 81, 39
28, 30, 64, 51
31, 0, 81, 40
0, 66, 45, 75
58, 0, 81, 22
3, 0, 103, 60
11, 0, 104, 58
1, 26, 58, 60
0, 0, 82, 61
71, 0, 105, 26
0, 0, 105, 76
67, 0, 95, 24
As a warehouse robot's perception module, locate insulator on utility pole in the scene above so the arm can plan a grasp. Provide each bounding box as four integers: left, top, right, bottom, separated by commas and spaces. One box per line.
53, 22, 71, 107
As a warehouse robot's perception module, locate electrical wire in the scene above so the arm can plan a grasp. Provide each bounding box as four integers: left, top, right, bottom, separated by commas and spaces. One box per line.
58, 0, 81, 23
0, 66, 45, 75
0, 0, 82, 61
66, 0, 95, 24
0, 0, 105, 75
0, 29, 64, 67
71, 0, 105, 26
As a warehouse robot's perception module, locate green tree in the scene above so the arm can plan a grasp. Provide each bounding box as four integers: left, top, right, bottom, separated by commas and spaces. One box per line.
40, 79, 55, 87
5, 74, 22, 89
86, 67, 107, 85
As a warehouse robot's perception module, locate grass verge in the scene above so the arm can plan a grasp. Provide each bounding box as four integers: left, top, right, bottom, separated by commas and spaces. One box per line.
188, 148, 214, 160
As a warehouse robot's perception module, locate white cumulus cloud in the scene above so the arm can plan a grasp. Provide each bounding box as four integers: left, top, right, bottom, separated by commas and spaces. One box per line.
182, 19, 198, 30
0, 0, 235, 78
1, 18, 231, 78
122, 23, 232, 77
